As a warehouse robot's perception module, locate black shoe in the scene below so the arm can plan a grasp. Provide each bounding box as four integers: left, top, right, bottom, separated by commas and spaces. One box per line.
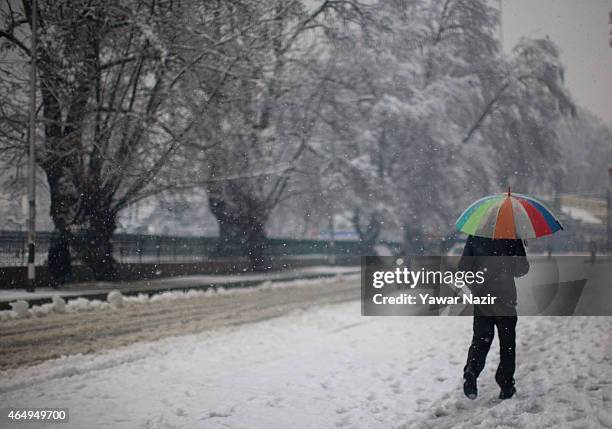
463, 372, 477, 400
499, 386, 516, 400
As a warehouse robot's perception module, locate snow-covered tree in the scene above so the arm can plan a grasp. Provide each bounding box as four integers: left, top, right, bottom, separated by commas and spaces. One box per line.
463, 37, 576, 196
310, 0, 496, 251
557, 109, 612, 195
182, 0, 366, 269
0, 1, 197, 279
313, 0, 575, 254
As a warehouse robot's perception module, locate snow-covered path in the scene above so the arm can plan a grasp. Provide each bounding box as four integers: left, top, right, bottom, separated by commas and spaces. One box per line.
1, 302, 611, 428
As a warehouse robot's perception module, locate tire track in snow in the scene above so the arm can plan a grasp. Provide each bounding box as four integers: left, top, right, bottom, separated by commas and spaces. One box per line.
0, 277, 359, 370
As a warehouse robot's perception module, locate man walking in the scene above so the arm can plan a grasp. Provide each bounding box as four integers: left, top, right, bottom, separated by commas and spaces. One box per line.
459, 235, 530, 400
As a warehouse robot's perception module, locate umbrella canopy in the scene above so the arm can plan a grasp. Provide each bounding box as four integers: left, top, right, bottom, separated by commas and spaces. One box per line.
456, 190, 563, 239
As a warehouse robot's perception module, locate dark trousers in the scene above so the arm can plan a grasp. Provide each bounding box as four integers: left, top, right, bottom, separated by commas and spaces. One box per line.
464, 305, 517, 388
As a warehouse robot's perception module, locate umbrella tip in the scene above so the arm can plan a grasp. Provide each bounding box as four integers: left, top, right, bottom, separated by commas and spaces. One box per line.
507, 186, 511, 197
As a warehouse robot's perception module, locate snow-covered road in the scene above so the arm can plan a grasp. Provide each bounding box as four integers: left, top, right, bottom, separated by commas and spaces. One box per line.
0, 275, 358, 369
1, 280, 611, 428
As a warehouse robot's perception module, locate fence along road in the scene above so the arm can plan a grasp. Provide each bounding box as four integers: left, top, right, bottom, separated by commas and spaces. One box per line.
0, 231, 395, 267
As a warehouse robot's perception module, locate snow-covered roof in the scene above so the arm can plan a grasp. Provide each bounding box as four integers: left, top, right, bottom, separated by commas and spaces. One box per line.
561, 205, 603, 225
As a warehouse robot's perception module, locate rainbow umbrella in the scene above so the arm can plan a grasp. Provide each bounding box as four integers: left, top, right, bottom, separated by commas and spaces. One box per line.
456, 189, 563, 239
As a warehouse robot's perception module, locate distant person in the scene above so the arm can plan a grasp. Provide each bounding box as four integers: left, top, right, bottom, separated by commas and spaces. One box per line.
546, 241, 552, 259
588, 240, 597, 264
458, 235, 529, 400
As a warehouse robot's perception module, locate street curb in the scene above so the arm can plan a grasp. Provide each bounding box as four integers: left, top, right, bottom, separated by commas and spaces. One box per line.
0, 271, 357, 311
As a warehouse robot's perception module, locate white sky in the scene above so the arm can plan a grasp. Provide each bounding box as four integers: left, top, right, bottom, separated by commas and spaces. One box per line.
502, 0, 612, 124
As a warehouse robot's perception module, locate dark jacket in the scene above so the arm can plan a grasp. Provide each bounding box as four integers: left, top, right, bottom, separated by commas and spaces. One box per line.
458, 235, 529, 306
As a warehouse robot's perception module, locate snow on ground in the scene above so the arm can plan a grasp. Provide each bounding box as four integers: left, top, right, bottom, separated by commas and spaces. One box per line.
1, 301, 610, 429
0, 273, 358, 321
0, 266, 360, 303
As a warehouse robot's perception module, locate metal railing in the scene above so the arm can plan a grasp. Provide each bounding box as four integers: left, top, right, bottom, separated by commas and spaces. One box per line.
0, 231, 398, 267
0, 231, 53, 267
0, 226, 605, 268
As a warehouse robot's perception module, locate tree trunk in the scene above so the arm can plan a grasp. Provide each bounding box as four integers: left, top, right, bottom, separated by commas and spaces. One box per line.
45, 166, 80, 286
41, 67, 82, 285
47, 229, 72, 287
45, 170, 120, 282
245, 217, 270, 271
403, 223, 425, 257
81, 207, 118, 281
208, 193, 271, 271
351, 208, 381, 255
